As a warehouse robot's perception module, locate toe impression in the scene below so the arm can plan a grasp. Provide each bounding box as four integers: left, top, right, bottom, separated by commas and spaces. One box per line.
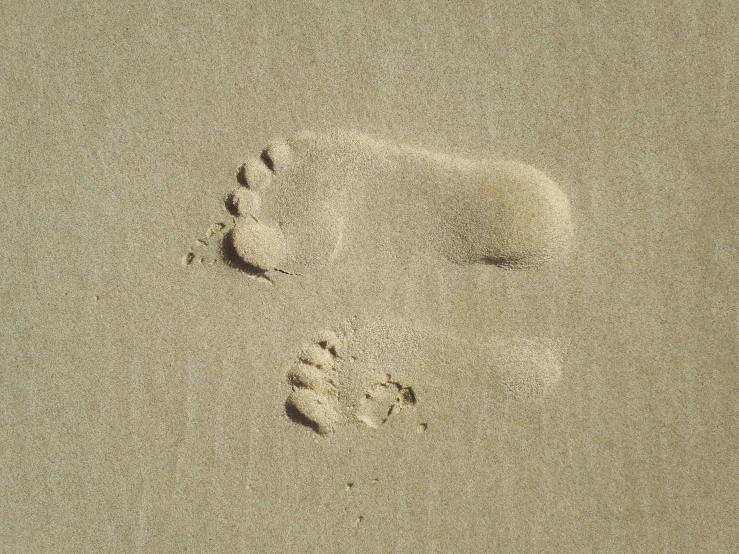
238, 158, 272, 191
227, 187, 261, 217
229, 219, 288, 272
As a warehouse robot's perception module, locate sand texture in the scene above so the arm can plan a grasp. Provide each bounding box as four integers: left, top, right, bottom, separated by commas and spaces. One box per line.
2, 2, 737, 553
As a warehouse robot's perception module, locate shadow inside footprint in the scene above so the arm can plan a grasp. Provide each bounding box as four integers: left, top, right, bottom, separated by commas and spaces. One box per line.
285, 399, 321, 435
259, 148, 275, 172
481, 253, 529, 269
224, 194, 239, 217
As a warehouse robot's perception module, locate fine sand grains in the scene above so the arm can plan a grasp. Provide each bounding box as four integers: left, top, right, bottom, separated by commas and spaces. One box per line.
495, 338, 563, 401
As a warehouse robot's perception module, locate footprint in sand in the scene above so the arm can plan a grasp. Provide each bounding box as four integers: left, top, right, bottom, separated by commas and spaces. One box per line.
186, 131, 573, 434
284, 318, 421, 435
284, 317, 563, 436
220, 130, 573, 276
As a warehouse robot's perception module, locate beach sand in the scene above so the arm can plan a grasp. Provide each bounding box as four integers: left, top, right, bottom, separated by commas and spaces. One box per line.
1, 2, 737, 552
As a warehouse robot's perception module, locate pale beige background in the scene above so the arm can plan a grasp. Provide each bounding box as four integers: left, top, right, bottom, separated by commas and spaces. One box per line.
1, 1, 737, 553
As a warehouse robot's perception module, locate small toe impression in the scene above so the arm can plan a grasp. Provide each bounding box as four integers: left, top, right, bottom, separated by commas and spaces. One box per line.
229, 219, 287, 272
260, 140, 293, 173
238, 159, 272, 191
226, 187, 261, 217
315, 330, 347, 358
298, 344, 336, 371
288, 362, 337, 397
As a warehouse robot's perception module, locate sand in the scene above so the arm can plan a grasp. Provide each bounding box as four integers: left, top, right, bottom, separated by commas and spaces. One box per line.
2, 2, 737, 553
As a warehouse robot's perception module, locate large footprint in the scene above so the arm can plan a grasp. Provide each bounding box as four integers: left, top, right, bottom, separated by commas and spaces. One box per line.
225, 130, 573, 276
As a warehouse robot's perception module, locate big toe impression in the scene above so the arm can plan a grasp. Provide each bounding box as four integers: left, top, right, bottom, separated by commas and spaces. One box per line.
229, 219, 288, 272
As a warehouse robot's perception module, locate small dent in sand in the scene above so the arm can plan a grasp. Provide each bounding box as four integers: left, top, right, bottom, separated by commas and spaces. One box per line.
298, 344, 336, 371
238, 158, 272, 190
355, 379, 417, 429
260, 140, 293, 173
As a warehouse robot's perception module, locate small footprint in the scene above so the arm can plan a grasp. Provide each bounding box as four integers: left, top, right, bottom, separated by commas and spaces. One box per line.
284, 327, 347, 435
284, 320, 418, 435
284, 317, 564, 436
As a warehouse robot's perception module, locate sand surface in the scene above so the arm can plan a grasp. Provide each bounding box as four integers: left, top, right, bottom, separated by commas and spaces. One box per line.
1, 2, 737, 553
